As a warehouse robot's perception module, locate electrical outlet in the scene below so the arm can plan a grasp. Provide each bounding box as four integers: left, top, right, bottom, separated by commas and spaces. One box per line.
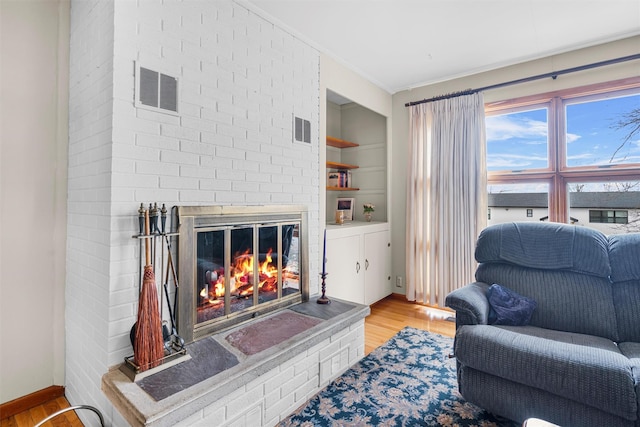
395, 276, 402, 288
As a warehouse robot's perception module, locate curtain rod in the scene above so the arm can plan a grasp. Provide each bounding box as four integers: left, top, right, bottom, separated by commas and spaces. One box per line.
405, 53, 640, 107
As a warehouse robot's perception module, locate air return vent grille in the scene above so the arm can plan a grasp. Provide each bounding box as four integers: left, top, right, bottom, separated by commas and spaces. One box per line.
135, 64, 178, 114
294, 116, 311, 144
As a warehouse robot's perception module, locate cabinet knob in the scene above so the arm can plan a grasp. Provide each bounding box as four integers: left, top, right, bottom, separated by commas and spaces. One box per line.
356, 261, 360, 273
388, 276, 391, 280
387, 242, 391, 247
365, 259, 369, 270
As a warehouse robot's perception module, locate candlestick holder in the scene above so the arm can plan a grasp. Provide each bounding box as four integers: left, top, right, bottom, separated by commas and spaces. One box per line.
317, 273, 330, 304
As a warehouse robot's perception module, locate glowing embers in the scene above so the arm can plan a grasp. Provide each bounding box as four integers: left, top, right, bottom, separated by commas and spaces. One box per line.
195, 224, 300, 324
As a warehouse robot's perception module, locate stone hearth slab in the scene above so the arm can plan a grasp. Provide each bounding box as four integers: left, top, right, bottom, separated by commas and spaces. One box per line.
225, 311, 323, 356
138, 338, 239, 401
290, 298, 355, 320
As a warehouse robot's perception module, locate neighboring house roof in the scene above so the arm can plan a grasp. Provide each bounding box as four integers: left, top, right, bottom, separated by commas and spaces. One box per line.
488, 192, 640, 209
488, 193, 547, 208
571, 192, 640, 209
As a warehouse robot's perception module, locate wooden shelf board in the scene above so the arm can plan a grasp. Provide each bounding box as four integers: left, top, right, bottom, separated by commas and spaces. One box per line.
326, 161, 359, 170
327, 186, 360, 191
326, 136, 359, 149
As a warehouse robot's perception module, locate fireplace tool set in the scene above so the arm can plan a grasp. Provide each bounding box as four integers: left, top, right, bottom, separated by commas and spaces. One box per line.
122, 203, 189, 380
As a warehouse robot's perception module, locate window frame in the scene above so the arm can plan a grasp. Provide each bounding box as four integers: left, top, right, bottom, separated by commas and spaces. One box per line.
485, 77, 640, 224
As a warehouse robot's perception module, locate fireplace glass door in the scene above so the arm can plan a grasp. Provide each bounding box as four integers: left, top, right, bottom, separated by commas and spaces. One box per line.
195, 222, 301, 326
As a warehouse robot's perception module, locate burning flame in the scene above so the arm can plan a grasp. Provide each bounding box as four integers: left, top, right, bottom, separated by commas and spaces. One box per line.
202, 249, 278, 305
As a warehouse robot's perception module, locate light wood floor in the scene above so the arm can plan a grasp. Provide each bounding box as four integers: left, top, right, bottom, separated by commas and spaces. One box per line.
364, 295, 456, 354
1, 296, 455, 426
0, 396, 83, 427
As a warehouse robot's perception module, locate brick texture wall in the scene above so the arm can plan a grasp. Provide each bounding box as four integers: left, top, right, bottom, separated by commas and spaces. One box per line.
67, 1, 320, 424
174, 321, 364, 427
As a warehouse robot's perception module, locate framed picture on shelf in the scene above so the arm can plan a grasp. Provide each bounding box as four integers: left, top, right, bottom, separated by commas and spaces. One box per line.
336, 198, 355, 221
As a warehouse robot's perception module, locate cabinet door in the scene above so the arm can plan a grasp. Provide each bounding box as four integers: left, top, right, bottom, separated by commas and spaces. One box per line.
325, 234, 363, 304
363, 230, 391, 305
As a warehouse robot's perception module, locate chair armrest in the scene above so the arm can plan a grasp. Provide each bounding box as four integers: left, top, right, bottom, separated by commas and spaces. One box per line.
445, 282, 491, 327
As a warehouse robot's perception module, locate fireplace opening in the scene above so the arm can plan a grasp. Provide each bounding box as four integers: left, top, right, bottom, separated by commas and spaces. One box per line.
196, 223, 300, 322
175, 206, 309, 343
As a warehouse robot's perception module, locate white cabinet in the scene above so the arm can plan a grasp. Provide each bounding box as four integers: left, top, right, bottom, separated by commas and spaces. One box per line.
325, 233, 362, 303
363, 230, 392, 304
325, 223, 391, 305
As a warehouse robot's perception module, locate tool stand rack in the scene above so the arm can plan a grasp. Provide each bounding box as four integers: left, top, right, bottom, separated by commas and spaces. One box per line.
120, 228, 190, 382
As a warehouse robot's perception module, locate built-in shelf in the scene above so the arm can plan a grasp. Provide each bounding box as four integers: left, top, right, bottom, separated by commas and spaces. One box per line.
326, 136, 359, 149
327, 136, 360, 191
326, 161, 359, 170
327, 186, 360, 191
325, 95, 388, 225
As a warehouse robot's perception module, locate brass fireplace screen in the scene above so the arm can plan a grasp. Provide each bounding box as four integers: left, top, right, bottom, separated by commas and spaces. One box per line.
175, 205, 309, 343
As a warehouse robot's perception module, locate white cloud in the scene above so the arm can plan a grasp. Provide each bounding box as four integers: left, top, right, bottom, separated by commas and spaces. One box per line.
486, 115, 547, 142
566, 133, 581, 144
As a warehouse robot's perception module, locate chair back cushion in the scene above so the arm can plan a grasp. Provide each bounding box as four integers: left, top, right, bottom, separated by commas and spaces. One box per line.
475, 222, 618, 341
609, 233, 640, 342
475, 222, 611, 277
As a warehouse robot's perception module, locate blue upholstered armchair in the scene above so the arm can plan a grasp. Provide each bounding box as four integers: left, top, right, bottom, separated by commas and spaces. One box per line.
445, 222, 640, 427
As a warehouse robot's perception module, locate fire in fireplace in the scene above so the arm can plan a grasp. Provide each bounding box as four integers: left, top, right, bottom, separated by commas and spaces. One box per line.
175, 205, 309, 343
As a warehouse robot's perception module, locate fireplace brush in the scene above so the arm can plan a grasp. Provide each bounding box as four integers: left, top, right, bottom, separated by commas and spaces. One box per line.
133, 210, 164, 370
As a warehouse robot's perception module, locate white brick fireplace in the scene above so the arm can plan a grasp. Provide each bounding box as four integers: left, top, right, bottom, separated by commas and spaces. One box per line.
66, 1, 324, 424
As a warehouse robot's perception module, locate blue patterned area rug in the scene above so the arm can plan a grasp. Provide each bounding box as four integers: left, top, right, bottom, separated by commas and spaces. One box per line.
279, 327, 517, 426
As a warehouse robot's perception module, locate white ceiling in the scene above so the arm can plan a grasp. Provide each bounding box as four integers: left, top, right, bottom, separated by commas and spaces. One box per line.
242, 0, 640, 94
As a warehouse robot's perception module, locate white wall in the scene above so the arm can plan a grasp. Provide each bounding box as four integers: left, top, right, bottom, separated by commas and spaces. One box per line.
0, 0, 69, 404
66, 1, 320, 424
390, 36, 640, 296
65, 0, 115, 418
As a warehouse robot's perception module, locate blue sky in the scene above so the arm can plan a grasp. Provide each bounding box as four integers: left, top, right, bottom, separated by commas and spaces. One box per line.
486, 92, 640, 172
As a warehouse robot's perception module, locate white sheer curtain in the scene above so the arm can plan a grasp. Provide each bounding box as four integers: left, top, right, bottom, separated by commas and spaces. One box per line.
406, 93, 487, 306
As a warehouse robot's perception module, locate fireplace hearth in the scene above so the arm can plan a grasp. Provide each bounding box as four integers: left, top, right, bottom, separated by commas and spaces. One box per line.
102, 299, 369, 427
174, 205, 309, 343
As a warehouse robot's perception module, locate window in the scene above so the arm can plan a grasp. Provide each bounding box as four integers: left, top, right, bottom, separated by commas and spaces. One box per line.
486, 107, 548, 172
589, 210, 628, 224
485, 77, 640, 231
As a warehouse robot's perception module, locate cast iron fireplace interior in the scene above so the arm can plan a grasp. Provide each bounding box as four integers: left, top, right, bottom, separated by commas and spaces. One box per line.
175, 205, 309, 343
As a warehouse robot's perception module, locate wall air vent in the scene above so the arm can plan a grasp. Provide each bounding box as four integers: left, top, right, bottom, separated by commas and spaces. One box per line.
293, 116, 311, 144
135, 63, 179, 114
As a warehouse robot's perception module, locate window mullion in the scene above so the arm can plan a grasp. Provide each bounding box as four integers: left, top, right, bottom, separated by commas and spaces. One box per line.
550, 97, 567, 223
